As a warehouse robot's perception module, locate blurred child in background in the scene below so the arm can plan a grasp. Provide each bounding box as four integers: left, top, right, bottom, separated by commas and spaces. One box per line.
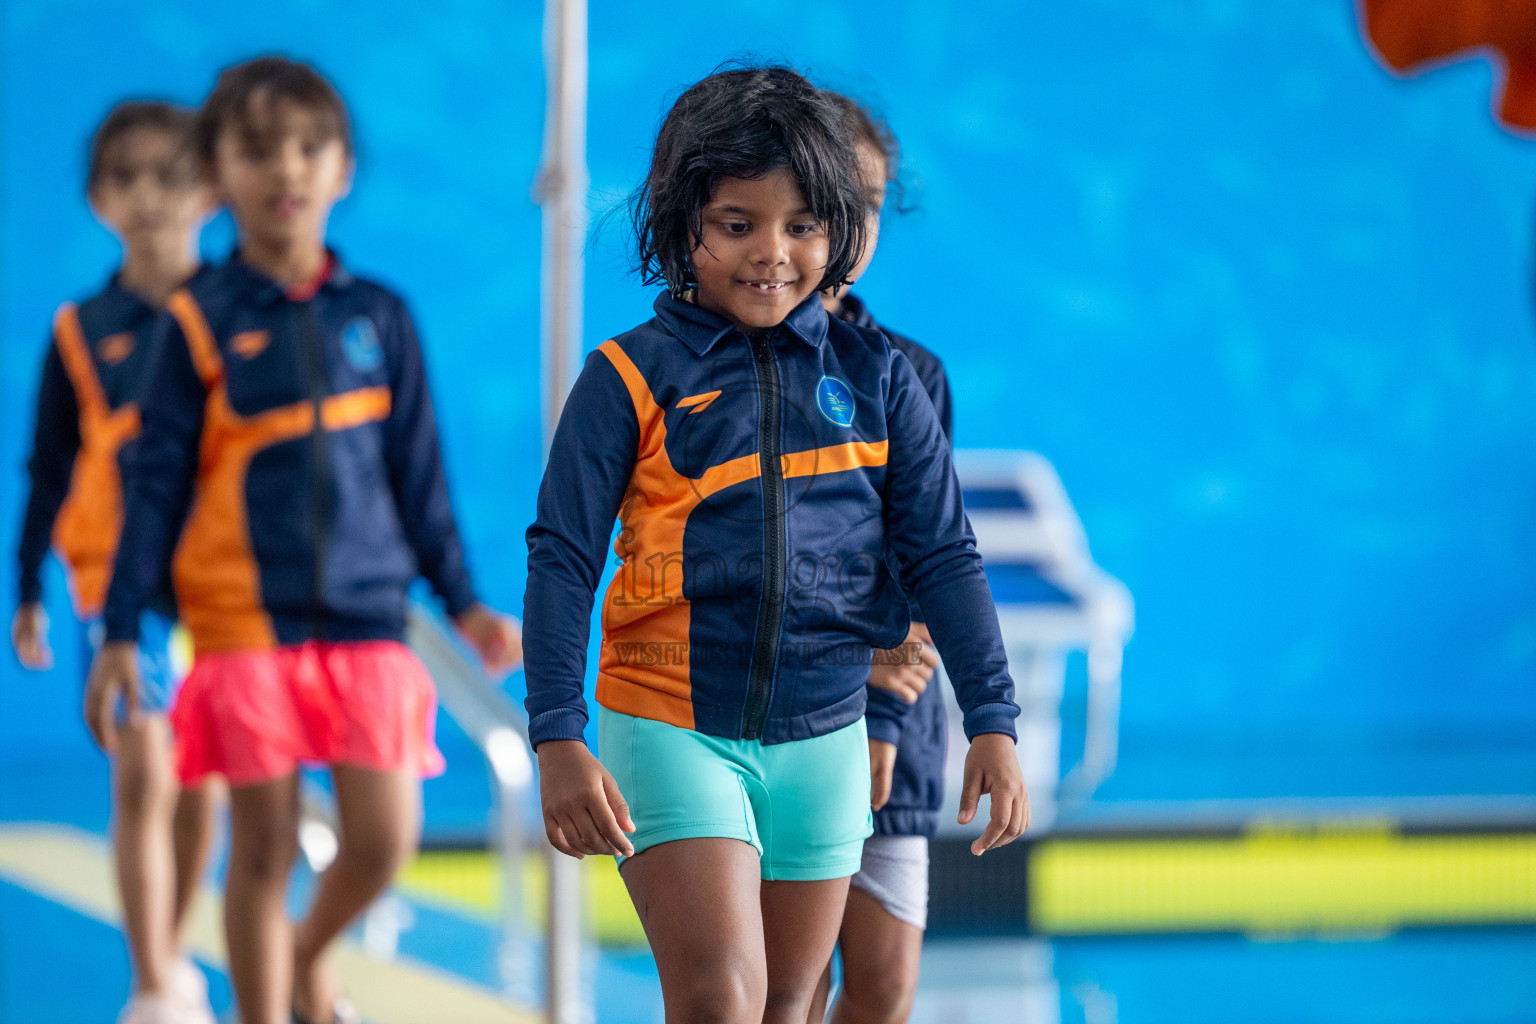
806, 92, 957, 1024
13, 101, 219, 1024
90, 57, 521, 1024
523, 64, 1026, 1024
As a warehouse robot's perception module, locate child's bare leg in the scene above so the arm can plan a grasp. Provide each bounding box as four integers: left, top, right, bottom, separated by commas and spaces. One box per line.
114, 715, 180, 994
761, 877, 851, 1024
226, 772, 301, 1024
806, 961, 833, 1024
828, 887, 922, 1024
622, 838, 767, 1024
292, 765, 419, 1021
171, 778, 221, 946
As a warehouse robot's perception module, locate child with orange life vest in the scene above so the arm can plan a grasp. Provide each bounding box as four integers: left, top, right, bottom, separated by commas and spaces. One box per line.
13, 101, 220, 1024
91, 58, 522, 1024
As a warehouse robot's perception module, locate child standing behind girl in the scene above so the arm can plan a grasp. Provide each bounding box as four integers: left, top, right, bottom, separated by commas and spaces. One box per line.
524, 65, 1028, 1024
15, 100, 219, 1024
806, 92, 959, 1024
92, 57, 520, 1024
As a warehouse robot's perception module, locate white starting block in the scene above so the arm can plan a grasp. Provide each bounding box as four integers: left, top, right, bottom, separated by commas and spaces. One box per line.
934, 450, 1134, 834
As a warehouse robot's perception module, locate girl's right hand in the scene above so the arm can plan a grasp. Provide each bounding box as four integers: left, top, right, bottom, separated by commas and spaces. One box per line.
85, 641, 141, 754
454, 603, 524, 677
869, 622, 938, 703
11, 603, 51, 669
537, 740, 636, 859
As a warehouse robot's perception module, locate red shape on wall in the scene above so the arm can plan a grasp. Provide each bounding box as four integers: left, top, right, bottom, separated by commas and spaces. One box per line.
1360, 0, 1536, 131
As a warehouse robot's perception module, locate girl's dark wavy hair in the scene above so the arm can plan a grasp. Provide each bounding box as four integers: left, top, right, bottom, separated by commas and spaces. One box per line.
630, 64, 868, 297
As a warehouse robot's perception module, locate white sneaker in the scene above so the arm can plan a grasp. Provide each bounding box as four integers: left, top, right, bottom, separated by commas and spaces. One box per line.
116, 993, 192, 1024
171, 959, 217, 1024
291, 995, 361, 1024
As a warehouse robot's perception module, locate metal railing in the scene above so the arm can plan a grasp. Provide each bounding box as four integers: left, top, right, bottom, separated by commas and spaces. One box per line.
406, 604, 587, 1023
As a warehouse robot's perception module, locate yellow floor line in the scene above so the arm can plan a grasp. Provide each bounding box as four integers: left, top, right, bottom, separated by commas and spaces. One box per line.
398, 850, 647, 947
1032, 827, 1536, 934
0, 823, 538, 1024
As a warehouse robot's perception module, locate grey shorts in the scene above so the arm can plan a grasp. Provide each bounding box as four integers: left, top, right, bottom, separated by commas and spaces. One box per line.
849, 834, 929, 930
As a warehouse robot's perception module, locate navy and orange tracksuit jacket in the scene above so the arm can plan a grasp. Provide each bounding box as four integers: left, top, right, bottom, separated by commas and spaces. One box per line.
839, 293, 955, 839
522, 290, 1019, 750
103, 254, 478, 653
16, 274, 195, 619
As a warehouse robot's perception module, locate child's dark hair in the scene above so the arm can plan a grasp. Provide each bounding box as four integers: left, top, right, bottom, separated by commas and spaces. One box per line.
194, 56, 352, 165
88, 102, 197, 192
823, 91, 904, 211
630, 64, 868, 297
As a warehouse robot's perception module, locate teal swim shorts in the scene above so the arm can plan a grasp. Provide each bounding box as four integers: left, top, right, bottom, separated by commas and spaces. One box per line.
598, 707, 873, 881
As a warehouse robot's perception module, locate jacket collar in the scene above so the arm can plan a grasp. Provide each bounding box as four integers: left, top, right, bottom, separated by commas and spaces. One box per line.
834, 292, 877, 331
98, 274, 156, 325
653, 290, 831, 356
223, 249, 355, 307
101, 263, 210, 323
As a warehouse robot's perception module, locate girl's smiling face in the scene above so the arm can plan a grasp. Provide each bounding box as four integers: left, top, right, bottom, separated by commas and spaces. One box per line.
690, 167, 829, 331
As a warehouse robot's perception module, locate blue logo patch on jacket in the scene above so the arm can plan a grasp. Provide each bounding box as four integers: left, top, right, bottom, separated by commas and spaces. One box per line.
342, 317, 383, 372
816, 375, 856, 427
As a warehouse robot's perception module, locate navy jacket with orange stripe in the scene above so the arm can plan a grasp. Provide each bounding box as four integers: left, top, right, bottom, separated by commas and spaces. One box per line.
103, 254, 477, 652
522, 291, 1019, 749
16, 274, 196, 618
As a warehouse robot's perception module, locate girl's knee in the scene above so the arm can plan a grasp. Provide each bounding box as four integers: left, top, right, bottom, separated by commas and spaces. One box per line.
114, 748, 177, 819
840, 968, 918, 1023
674, 959, 764, 1024
763, 983, 816, 1023
229, 815, 299, 882
335, 830, 413, 890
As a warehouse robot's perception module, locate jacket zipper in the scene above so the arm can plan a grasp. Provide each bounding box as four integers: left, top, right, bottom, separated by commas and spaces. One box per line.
299, 301, 332, 640
743, 331, 786, 740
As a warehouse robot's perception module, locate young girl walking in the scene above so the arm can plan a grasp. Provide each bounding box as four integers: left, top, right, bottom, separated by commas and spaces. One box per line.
92, 57, 521, 1024
16, 100, 219, 1024
523, 64, 1028, 1024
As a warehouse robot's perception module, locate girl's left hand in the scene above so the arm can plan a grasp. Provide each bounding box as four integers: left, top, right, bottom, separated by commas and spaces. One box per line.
958, 732, 1030, 855
85, 641, 141, 754
455, 603, 523, 676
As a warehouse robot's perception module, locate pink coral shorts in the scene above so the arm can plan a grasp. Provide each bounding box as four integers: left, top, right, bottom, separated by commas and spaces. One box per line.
171, 640, 446, 787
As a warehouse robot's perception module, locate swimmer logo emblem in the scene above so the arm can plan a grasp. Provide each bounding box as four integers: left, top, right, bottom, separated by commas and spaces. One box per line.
816, 374, 856, 427
342, 316, 383, 372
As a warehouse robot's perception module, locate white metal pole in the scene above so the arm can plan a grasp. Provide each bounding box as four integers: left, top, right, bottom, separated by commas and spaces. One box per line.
539, 0, 588, 451
536, 0, 588, 1022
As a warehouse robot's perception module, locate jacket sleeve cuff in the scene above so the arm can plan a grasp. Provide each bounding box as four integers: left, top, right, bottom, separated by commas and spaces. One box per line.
527, 706, 590, 749
441, 576, 478, 620
18, 575, 42, 606
962, 702, 1019, 742
864, 686, 912, 745
103, 612, 141, 644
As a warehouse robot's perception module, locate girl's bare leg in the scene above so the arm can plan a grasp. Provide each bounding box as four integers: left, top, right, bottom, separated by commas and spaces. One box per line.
760, 877, 851, 1024
113, 716, 179, 994
622, 838, 768, 1023
225, 772, 301, 1024
170, 778, 221, 946
828, 887, 923, 1024
291, 765, 419, 1022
